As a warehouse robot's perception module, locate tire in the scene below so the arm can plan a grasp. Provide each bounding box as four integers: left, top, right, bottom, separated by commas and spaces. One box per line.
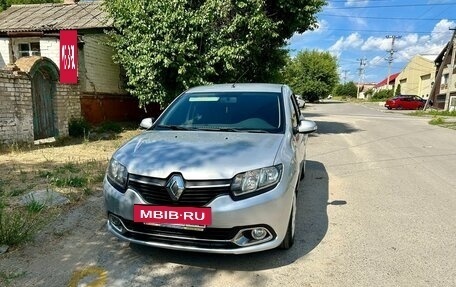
387, 107, 392, 110
279, 193, 296, 249
300, 162, 305, 181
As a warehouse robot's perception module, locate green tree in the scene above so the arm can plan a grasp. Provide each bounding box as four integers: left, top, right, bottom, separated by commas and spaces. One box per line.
104, 0, 326, 107
283, 50, 338, 102
333, 81, 358, 98
395, 83, 401, 95
365, 88, 374, 98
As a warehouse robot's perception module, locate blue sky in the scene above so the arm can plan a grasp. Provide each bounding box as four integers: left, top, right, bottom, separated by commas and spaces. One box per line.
287, 0, 456, 84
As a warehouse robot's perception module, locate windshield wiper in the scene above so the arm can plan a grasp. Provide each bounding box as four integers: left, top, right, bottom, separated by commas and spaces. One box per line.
191, 127, 241, 132
243, 129, 270, 133
196, 127, 270, 133
155, 125, 194, 131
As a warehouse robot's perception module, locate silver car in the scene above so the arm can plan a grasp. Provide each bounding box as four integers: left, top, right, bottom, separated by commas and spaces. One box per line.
103, 83, 317, 254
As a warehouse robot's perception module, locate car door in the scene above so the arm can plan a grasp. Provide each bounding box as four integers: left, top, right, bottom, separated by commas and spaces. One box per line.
401, 97, 411, 109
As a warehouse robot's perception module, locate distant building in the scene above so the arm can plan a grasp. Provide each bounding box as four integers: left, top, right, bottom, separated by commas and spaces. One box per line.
374, 72, 400, 92
357, 82, 376, 99
0, 0, 160, 127
395, 55, 436, 99
432, 40, 456, 110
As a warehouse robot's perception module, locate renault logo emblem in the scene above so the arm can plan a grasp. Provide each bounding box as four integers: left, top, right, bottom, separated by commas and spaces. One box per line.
166, 174, 185, 201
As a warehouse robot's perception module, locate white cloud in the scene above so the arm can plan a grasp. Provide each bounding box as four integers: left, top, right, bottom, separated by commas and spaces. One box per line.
329, 33, 363, 56
369, 56, 384, 67
345, 0, 369, 7
361, 36, 391, 51
286, 20, 328, 45
430, 19, 454, 42
394, 19, 455, 61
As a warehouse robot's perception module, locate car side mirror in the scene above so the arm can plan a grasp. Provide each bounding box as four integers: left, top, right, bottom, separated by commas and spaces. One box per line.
298, 119, 317, 134
139, 117, 154, 129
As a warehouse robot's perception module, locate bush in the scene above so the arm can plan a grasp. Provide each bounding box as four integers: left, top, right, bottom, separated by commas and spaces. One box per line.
68, 118, 91, 138
372, 90, 393, 100
96, 121, 123, 134
333, 82, 358, 98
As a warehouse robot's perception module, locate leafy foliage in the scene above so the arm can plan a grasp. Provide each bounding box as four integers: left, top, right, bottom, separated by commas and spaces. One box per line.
395, 83, 401, 95
283, 50, 338, 102
333, 81, 358, 98
68, 117, 91, 138
372, 89, 393, 100
104, 0, 326, 107
365, 88, 374, 97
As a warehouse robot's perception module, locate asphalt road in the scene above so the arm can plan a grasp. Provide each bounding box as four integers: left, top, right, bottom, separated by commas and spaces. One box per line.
2, 102, 455, 287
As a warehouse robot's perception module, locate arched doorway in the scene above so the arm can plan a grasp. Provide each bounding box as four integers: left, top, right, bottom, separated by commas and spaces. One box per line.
15, 57, 59, 140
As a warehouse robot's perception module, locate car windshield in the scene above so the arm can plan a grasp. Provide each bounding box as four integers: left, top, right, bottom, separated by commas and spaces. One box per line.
155, 92, 284, 133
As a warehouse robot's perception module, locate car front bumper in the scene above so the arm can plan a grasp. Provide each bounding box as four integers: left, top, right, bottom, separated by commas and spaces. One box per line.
103, 177, 294, 254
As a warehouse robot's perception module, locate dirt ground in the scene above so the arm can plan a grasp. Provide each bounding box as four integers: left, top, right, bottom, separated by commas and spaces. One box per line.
0, 129, 141, 286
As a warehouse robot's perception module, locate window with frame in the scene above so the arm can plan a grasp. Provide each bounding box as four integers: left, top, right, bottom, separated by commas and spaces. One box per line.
18, 42, 41, 57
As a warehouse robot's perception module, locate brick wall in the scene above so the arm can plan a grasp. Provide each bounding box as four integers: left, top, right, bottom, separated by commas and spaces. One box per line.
80, 34, 125, 95
54, 83, 81, 137
0, 67, 81, 144
0, 70, 34, 144
40, 38, 60, 69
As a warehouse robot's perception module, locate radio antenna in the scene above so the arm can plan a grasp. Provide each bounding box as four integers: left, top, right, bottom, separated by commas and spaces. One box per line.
232, 68, 249, 88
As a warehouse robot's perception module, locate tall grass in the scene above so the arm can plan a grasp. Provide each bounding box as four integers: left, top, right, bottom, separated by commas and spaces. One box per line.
0, 198, 47, 246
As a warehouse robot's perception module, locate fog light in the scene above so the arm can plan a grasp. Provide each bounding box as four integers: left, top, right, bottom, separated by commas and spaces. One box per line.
251, 228, 267, 240
109, 214, 125, 234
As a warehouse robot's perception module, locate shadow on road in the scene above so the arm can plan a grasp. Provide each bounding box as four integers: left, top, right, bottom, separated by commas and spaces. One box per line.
312, 121, 363, 135
129, 160, 329, 271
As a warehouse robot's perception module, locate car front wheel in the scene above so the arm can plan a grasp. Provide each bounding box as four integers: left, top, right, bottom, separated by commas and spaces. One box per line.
279, 193, 296, 249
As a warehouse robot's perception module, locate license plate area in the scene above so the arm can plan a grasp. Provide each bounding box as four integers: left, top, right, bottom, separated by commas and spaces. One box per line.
133, 205, 212, 227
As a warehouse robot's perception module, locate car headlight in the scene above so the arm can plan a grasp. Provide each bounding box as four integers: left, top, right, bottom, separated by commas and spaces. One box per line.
231, 164, 282, 199
107, 158, 128, 192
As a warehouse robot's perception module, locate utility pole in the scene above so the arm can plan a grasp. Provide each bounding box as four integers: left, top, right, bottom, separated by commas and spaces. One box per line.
385, 35, 401, 92
444, 28, 456, 111
342, 70, 349, 84
356, 58, 367, 98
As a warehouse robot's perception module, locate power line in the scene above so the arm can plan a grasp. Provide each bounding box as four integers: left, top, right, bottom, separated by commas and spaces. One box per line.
320, 28, 451, 34
319, 13, 456, 21
385, 35, 402, 90
341, 69, 349, 83
357, 57, 367, 98
326, 3, 456, 9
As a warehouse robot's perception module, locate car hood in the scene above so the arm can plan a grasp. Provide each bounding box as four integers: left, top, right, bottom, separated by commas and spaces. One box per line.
114, 131, 285, 180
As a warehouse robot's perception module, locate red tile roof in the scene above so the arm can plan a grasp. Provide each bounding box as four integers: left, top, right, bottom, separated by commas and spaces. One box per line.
375, 72, 400, 88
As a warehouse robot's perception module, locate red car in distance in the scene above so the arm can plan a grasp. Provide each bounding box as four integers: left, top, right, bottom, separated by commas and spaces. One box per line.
385, 95, 427, 110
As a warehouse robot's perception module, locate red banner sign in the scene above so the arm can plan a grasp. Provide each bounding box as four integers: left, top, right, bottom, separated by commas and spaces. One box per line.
59, 30, 78, 84
134, 205, 212, 226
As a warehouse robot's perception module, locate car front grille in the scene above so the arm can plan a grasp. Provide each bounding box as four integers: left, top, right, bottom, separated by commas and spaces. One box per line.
128, 174, 231, 206
119, 217, 241, 249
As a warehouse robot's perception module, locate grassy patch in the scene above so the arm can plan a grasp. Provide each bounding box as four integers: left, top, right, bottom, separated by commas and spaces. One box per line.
429, 117, 445, 125
51, 176, 88, 188
24, 195, 46, 213
0, 127, 140, 248
409, 110, 456, 117
0, 200, 48, 246
0, 269, 26, 286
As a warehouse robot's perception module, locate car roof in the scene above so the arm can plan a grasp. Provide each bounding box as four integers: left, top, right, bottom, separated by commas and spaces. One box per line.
395, 95, 418, 98
186, 83, 285, 94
